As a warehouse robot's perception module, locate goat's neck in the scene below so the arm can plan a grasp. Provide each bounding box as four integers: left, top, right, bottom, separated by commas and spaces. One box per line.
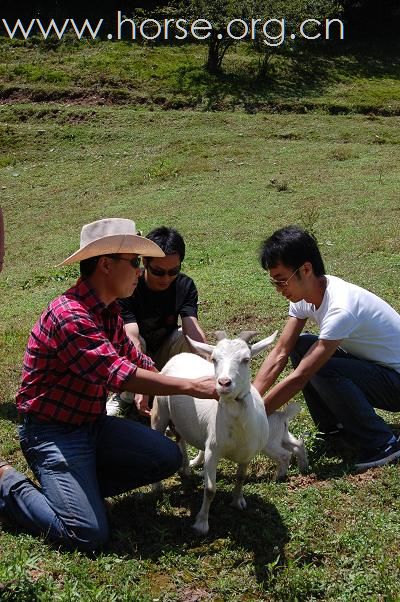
235, 390, 253, 404
219, 389, 252, 405
218, 390, 253, 423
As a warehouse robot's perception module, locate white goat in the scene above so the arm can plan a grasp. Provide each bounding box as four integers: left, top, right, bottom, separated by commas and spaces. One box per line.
189, 402, 307, 482
151, 331, 308, 535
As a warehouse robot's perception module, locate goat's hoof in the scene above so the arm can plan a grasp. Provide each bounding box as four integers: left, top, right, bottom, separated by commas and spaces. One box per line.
192, 520, 209, 536
189, 464, 204, 475
298, 458, 310, 475
231, 496, 247, 510
191, 468, 204, 477
189, 460, 204, 471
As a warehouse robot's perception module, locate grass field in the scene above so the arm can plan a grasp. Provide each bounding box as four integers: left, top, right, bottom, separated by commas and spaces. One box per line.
1, 38, 400, 602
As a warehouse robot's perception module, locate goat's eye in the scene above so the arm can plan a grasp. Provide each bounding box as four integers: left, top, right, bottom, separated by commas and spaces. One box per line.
242, 357, 250, 364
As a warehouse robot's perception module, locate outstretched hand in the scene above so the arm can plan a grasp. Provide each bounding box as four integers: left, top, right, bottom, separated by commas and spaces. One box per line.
189, 376, 218, 400
134, 393, 151, 417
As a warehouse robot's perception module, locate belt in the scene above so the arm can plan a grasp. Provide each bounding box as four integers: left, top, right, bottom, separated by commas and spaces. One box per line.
21, 414, 99, 427
21, 413, 51, 425
20, 412, 58, 425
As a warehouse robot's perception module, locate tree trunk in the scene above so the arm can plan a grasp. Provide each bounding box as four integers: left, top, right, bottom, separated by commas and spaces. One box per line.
257, 51, 271, 80
206, 32, 223, 75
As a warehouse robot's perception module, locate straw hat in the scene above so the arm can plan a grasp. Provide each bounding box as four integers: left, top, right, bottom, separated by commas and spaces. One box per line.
58, 218, 164, 266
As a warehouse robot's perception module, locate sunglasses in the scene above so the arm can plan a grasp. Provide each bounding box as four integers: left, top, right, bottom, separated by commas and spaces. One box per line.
107, 255, 141, 269
269, 266, 301, 289
147, 263, 181, 277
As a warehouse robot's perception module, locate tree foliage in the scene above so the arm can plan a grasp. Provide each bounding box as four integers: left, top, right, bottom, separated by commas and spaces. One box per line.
170, 0, 257, 74
174, 0, 342, 74
251, 0, 342, 78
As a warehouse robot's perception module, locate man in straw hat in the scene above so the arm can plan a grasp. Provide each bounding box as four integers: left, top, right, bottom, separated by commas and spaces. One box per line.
0, 218, 217, 551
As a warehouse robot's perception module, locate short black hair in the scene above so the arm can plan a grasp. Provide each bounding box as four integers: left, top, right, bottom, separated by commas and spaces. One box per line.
145, 226, 185, 262
260, 225, 326, 277
80, 256, 100, 278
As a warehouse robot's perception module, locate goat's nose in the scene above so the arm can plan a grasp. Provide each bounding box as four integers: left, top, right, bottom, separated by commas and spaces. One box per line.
218, 377, 232, 387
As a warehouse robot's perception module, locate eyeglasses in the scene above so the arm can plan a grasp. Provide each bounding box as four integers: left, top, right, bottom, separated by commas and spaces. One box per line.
269, 266, 301, 289
147, 263, 181, 277
107, 255, 141, 269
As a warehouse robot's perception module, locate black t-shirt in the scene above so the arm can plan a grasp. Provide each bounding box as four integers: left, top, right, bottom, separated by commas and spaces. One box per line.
118, 272, 199, 356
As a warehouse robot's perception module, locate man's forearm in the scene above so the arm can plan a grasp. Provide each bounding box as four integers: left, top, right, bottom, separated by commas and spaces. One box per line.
182, 317, 207, 343
263, 336, 340, 414
124, 323, 142, 350
253, 352, 288, 396
264, 372, 308, 415
129, 335, 142, 350
122, 367, 217, 399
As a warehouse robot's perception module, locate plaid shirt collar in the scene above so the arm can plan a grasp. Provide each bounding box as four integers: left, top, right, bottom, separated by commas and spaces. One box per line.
72, 277, 120, 318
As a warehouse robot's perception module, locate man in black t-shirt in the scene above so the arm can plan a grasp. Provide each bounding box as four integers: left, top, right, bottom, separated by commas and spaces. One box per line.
106, 226, 207, 417
119, 271, 201, 361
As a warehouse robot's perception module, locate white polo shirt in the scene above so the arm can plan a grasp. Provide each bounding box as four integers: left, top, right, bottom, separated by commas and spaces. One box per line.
289, 275, 400, 373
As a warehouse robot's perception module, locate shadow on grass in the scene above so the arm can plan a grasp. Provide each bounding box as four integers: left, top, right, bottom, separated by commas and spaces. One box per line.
306, 420, 400, 480
108, 479, 288, 587
169, 39, 400, 113
311, 458, 355, 481
303, 433, 358, 480
0, 401, 18, 423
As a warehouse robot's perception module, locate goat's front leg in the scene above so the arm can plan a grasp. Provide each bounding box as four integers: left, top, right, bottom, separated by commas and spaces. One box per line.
190, 450, 205, 469
151, 396, 172, 493
192, 447, 218, 536
177, 439, 191, 477
231, 463, 249, 510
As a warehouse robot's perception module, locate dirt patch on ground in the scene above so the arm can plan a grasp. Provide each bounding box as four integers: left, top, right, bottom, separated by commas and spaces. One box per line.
0, 87, 123, 106
1, 86, 399, 116
178, 587, 213, 602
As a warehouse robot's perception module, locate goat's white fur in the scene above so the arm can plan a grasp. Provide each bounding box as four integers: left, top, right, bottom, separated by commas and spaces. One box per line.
151, 332, 308, 535
188, 403, 308, 482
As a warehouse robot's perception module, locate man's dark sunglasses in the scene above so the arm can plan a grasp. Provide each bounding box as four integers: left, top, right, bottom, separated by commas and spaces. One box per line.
107, 254, 141, 269
147, 263, 181, 277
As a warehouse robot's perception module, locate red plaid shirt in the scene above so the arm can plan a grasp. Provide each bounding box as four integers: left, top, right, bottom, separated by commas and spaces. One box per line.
16, 278, 155, 424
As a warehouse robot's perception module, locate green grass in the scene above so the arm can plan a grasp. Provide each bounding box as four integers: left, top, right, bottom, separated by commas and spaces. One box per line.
0, 37, 399, 114
1, 99, 400, 599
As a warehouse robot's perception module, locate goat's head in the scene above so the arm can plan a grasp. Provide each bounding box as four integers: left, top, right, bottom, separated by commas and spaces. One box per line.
187, 331, 278, 400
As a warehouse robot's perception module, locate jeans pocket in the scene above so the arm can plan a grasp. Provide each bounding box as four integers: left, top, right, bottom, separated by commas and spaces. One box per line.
19, 423, 75, 474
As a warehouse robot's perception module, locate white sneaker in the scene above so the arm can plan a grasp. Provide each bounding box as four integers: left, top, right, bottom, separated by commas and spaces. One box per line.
106, 392, 134, 417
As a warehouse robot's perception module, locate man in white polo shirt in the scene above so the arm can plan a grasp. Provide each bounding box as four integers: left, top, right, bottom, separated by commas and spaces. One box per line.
254, 225, 400, 471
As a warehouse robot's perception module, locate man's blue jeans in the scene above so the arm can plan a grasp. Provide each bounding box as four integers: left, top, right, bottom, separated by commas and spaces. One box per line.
0, 414, 181, 551
290, 334, 400, 451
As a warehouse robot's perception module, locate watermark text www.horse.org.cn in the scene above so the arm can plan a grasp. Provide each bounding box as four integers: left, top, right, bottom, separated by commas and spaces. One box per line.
1, 12, 345, 47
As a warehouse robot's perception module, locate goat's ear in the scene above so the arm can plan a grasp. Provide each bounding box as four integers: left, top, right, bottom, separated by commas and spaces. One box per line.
214, 330, 228, 341
186, 335, 215, 360
238, 330, 259, 344
250, 330, 278, 357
